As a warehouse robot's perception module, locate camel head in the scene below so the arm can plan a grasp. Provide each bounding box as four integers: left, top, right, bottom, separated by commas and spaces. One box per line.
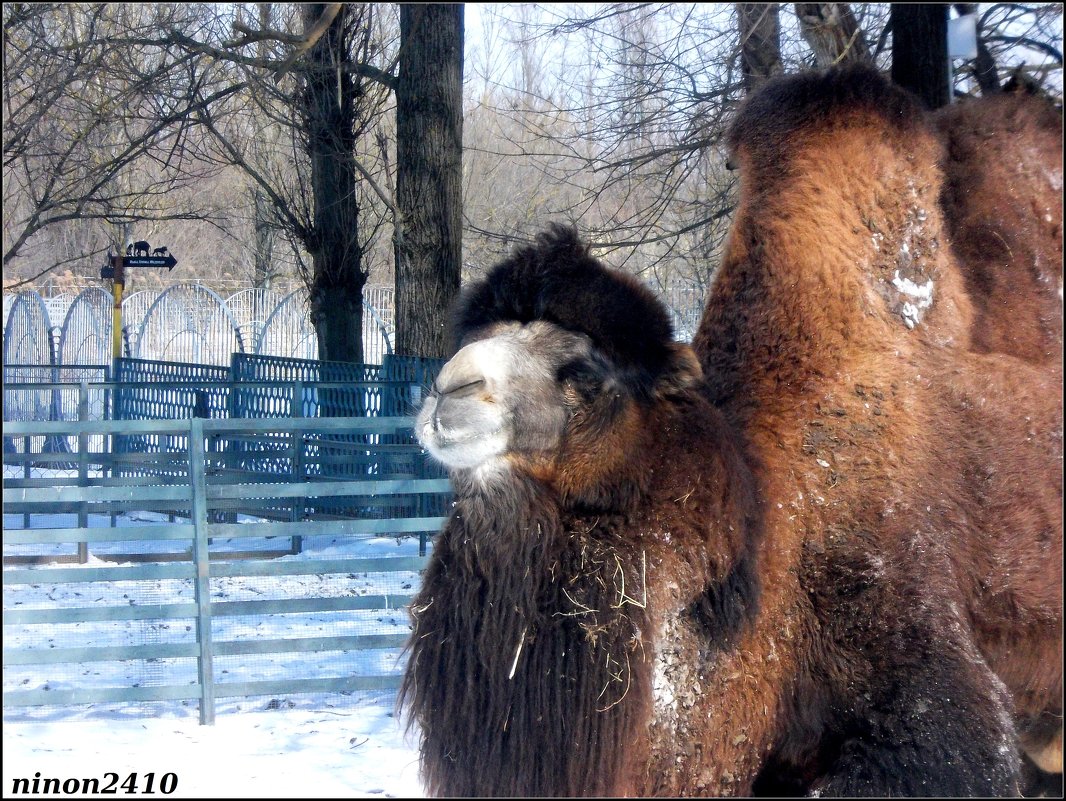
417, 319, 597, 471
416, 224, 702, 494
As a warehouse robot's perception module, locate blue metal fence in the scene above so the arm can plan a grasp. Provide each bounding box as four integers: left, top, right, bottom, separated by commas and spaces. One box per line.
231, 353, 381, 418
101, 354, 444, 422
113, 358, 230, 422
381, 354, 446, 416
4, 354, 449, 525
4, 354, 445, 425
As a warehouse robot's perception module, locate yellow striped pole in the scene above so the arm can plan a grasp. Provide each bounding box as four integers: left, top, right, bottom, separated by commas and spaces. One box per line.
111, 255, 124, 360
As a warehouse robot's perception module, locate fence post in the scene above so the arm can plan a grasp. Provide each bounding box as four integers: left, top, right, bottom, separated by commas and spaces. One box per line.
102, 373, 116, 527
290, 379, 303, 418
23, 434, 31, 528
189, 417, 216, 725
77, 381, 89, 563
290, 380, 305, 554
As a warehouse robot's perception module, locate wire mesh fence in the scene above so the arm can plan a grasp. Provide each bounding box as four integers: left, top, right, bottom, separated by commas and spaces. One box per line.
2, 283, 401, 371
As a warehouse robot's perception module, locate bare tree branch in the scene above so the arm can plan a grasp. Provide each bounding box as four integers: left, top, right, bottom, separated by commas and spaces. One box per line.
794, 4, 871, 66
984, 33, 1063, 63
270, 2, 343, 83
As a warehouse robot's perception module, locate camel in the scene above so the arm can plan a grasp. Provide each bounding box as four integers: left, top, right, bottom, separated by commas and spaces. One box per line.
932, 73, 1064, 796
933, 77, 1063, 366
401, 66, 1061, 797
693, 64, 1061, 794
401, 224, 760, 796
127, 240, 150, 257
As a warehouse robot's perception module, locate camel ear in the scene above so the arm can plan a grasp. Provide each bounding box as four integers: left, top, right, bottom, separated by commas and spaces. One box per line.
655, 343, 702, 398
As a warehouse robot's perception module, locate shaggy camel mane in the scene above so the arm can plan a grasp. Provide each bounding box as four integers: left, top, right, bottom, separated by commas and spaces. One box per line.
401, 225, 762, 797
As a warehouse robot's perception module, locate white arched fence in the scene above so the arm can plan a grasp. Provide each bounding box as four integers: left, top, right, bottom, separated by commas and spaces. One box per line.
4, 281, 703, 371
2, 283, 400, 370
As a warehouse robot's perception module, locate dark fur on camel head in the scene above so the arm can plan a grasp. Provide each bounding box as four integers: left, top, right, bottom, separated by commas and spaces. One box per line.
454, 223, 681, 403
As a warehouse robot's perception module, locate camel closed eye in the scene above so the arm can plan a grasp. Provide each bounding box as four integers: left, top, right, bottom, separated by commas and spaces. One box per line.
437, 378, 486, 399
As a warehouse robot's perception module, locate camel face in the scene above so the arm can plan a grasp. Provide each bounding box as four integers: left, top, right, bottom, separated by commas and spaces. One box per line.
416, 320, 598, 474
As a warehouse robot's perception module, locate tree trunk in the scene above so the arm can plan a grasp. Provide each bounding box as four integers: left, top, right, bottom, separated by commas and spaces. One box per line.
301, 2, 366, 364
891, 4, 949, 109
954, 3, 1000, 95
252, 4, 276, 294
252, 188, 275, 289
794, 3, 871, 66
737, 4, 783, 93
395, 4, 464, 359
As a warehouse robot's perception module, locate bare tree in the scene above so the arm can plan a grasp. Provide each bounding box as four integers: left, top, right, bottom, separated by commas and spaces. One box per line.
6, 1, 1059, 340
455, 0, 1058, 312
250, 3, 281, 290
795, 3, 872, 65
395, 4, 464, 359
184, 3, 397, 363
2, 4, 236, 283
3, 3, 403, 360
960, 3, 1063, 94
296, 3, 369, 362
738, 4, 784, 91
461, 3, 745, 300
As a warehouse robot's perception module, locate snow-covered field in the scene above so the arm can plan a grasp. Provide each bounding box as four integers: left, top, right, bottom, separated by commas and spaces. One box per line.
3, 510, 429, 798
3, 699, 424, 798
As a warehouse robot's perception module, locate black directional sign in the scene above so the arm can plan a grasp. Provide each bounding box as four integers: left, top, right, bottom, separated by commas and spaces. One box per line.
100, 265, 115, 279
111, 254, 177, 271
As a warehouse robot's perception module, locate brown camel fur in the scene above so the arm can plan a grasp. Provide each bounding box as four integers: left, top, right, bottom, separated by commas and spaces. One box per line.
400, 224, 762, 796
933, 79, 1063, 366
932, 78, 1064, 795
401, 67, 1062, 798
693, 65, 1062, 795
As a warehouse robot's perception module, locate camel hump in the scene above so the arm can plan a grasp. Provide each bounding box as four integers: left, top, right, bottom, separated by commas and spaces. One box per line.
727, 64, 927, 166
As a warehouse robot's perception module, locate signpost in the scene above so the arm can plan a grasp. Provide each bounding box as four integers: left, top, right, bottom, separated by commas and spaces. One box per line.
102, 249, 178, 361
110, 255, 124, 363
121, 255, 178, 270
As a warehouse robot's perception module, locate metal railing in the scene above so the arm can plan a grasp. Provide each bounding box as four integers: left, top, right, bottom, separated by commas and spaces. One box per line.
3, 415, 452, 723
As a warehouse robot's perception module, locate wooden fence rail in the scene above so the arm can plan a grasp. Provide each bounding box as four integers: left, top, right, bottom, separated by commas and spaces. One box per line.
3, 416, 449, 723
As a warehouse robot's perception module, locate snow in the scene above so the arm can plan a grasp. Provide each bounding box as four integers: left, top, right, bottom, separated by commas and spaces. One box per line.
3, 508, 429, 798
892, 271, 933, 302
892, 269, 935, 329
3, 702, 424, 798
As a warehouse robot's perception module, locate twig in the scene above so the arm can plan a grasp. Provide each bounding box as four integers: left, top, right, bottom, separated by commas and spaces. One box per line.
596, 647, 632, 712
508, 625, 528, 680
273, 3, 344, 84
560, 587, 596, 616
612, 550, 647, 609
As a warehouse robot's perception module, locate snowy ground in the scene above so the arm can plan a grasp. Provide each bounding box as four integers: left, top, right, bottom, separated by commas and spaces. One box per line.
3, 508, 430, 799
3, 698, 425, 798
